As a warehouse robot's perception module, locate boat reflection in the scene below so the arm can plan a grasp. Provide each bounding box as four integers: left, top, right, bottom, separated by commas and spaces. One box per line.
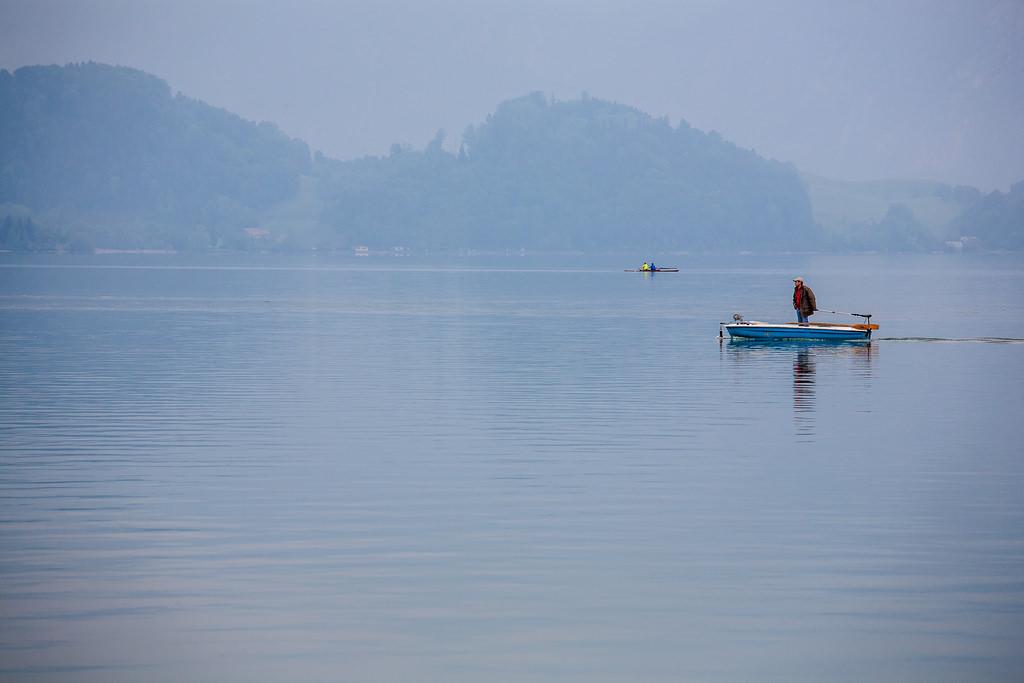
720, 339, 876, 441
792, 348, 815, 439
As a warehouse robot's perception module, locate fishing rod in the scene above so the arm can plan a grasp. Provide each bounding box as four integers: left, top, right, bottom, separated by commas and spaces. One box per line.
820, 309, 873, 324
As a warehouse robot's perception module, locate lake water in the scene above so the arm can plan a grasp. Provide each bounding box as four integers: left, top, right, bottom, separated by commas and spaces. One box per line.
1, 252, 1023, 682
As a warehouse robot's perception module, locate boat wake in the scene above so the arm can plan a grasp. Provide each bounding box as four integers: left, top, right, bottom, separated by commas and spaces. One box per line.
876, 337, 1024, 344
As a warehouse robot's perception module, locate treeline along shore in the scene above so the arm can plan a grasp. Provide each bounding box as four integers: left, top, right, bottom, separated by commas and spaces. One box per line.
1, 63, 1020, 254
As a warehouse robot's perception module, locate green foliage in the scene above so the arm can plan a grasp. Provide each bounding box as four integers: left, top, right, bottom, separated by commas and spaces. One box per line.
317, 93, 818, 251
0, 63, 310, 248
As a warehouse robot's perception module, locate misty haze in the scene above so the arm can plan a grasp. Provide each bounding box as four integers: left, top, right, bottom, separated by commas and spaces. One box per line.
1, 2, 1023, 682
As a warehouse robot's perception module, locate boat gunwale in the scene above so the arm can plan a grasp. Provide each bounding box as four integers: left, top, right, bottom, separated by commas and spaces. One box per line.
726, 321, 878, 331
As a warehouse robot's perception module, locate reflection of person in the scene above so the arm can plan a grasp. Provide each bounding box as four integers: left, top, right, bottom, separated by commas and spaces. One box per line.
792, 277, 817, 323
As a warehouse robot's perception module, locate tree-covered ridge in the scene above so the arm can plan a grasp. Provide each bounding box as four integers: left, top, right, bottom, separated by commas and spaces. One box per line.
0, 213, 54, 251
948, 181, 1024, 250
0, 62, 310, 249
317, 93, 818, 250
1, 63, 1019, 253
800, 174, 984, 251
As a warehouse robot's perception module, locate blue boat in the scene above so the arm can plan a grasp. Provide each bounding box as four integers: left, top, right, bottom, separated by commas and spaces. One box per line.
722, 319, 877, 342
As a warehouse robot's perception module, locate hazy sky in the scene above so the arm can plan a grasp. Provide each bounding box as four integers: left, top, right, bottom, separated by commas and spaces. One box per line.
2, 0, 1022, 190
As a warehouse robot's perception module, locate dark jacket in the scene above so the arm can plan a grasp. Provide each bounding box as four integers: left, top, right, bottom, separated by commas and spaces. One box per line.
793, 284, 817, 316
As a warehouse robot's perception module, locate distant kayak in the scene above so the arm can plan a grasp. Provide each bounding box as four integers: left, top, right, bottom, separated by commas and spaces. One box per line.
624, 267, 679, 272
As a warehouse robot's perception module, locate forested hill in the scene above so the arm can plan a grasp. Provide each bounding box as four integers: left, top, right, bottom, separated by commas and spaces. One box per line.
317, 93, 817, 250
2, 63, 1018, 252
947, 181, 1024, 250
0, 63, 311, 250
0, 64, 818, 252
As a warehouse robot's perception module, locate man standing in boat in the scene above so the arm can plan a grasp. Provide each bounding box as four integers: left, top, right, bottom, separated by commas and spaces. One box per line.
793, 277, 817, 323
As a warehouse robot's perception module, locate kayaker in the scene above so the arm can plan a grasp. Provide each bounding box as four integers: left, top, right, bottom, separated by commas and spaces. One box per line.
641, 261, 650, 271
650, 261, 656, 271
792, 277, 817, 323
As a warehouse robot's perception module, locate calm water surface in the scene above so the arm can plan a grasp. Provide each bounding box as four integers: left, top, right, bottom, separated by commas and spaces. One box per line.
1, 253, 1023, 682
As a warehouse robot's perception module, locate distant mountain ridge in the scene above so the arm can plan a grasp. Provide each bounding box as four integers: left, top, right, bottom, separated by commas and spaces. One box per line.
1, 62, 1020, 252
